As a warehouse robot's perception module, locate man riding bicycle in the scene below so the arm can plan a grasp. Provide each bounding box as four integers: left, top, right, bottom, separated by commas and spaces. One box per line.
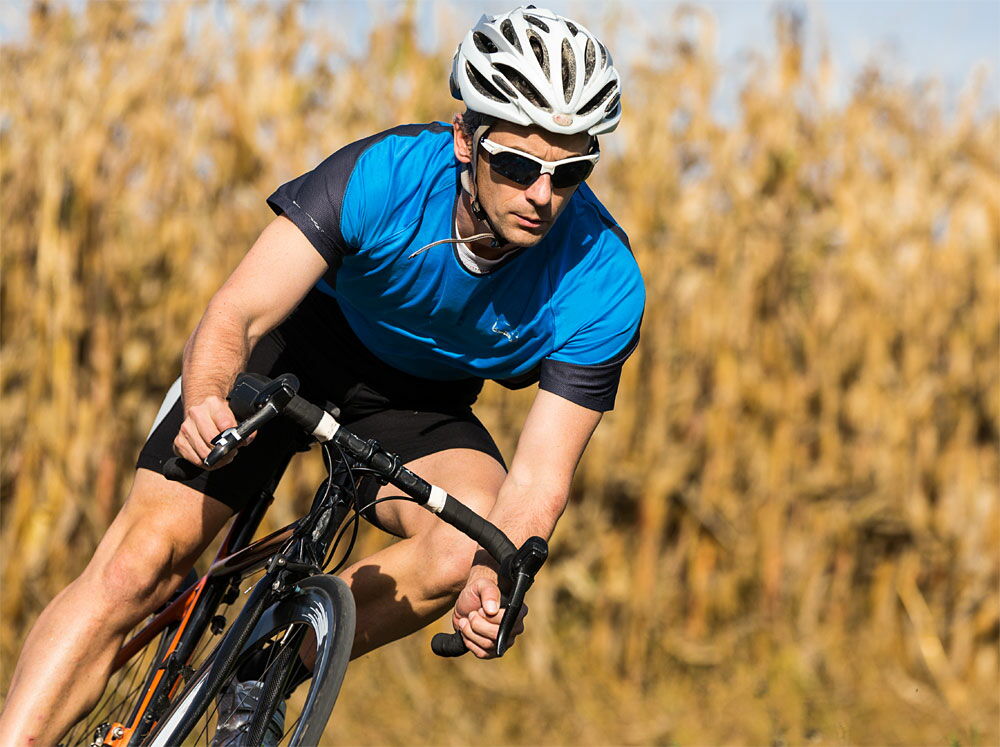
0, 6, 644, 744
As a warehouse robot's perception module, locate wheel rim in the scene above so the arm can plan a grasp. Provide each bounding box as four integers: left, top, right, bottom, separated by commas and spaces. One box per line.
147, 576, 355, 747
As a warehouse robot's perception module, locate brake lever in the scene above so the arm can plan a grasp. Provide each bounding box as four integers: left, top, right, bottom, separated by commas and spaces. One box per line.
430, 535, 548, 658
495, 536, 548, 656
202, 374, 300, 467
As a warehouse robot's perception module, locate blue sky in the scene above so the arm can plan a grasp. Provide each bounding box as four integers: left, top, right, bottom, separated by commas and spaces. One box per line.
3, 0, 997, 111
408, 0, 1000, 112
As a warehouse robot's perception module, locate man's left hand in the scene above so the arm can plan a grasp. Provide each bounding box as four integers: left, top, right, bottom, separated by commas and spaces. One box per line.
452, 572, 527, 658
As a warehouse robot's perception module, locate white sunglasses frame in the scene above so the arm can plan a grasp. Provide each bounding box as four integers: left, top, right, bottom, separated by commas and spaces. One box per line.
478, 137, 601, 185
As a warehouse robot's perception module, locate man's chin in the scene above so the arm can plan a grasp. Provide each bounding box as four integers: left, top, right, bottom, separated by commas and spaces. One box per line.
502, 223, 550, 248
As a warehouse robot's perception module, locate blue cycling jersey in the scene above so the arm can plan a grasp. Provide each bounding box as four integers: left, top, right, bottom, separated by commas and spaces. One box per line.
267, 122, 644, 411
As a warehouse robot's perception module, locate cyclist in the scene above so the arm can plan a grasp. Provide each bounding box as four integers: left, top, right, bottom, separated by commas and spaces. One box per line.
0, 5, 644, 745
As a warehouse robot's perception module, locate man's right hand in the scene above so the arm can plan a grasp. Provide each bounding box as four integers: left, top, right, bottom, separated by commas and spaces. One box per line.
172, 395, 251, 470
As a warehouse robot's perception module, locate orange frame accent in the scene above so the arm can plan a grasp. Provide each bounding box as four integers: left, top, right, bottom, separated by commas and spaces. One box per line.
104, 575, 208, 746
97, 499, 288, 746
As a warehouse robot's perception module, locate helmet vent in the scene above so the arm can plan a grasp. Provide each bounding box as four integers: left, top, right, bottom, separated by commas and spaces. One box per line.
605, 92, 621, 114
566, 21, 579, 36
491, 73, 518, 99
578, 79, 617, 116
583, 38, 596, 83
473, 31, 499, 54
598, 42, 608, 68
466, 61, 510, 103
523, 14, 550, 33
561, 39, 576, 103
494, 63, 552, 111
527, 31, 549, 76
500, 19, 521, 52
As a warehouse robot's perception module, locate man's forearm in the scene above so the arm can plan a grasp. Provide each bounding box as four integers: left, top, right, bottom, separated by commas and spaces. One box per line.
181, 299, 256, 408
471, 477, 569, 577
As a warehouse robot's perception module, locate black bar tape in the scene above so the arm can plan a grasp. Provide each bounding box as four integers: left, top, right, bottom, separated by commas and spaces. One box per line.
284, 395, 325, 434
431, 632, 468, 657
330, 430, 433, 503
369, 451, 397, 474
438, 496, 516, 567
331, 429, 370, 459
392, 467, 431, 503
163, 457, 204, 482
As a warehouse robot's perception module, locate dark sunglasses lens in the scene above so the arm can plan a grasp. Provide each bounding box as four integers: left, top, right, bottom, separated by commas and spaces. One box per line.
551, 160, 594, 188
488, 151, 541, 185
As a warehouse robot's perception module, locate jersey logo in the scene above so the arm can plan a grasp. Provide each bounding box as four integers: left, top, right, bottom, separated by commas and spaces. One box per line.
491, 317, 519, 342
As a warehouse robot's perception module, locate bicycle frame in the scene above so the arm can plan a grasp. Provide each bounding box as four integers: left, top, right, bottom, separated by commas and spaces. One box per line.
74, 370, 545, 745
97, 465, 359, 747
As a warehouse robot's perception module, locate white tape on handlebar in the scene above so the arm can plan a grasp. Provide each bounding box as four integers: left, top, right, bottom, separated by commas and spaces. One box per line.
426, 485, 448, 514
313, 411, 340, 443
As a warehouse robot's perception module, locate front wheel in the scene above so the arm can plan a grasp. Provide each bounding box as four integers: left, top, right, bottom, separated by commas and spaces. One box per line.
145, 574, 355, 746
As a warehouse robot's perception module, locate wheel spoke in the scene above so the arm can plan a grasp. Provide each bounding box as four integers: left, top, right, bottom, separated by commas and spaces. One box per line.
63, 623, 180, 745
198, 625, 304, 738
131, 576, 352, 746
281, 714, 302, 744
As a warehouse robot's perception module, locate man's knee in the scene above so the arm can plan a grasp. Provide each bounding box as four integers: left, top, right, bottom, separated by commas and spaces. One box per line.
84, 535, 185, 623
76, 470, 231, 624
418, 526, 481, 599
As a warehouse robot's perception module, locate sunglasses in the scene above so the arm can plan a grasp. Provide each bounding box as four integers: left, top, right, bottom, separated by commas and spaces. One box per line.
479, 137, 600, 189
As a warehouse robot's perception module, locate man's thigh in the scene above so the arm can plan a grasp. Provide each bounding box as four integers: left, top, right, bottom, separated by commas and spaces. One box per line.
371, 448, 506, 539
86, 468, 235, 580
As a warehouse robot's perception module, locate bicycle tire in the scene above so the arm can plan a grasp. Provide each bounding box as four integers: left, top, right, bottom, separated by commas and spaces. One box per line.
145, 574, 355, 746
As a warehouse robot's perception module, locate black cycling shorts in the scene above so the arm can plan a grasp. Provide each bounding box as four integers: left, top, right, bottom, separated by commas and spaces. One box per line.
137, 290, 505, 517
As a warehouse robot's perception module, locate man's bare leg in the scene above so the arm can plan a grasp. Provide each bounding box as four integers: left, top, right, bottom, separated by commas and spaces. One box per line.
2, 448, 501, 741
338, 448, 506, 658
0, 469, 233, 746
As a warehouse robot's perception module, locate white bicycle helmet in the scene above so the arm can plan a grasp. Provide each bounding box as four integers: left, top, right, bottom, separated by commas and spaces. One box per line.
450, 5, 622, 136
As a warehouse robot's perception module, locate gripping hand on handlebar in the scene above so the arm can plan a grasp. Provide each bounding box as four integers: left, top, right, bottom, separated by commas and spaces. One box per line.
453, 564, 528, 659
172, 373, 304, 471
172, 395, 254, 470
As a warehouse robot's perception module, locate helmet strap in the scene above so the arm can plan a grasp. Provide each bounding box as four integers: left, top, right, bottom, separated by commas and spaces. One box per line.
463, 124, 502, 249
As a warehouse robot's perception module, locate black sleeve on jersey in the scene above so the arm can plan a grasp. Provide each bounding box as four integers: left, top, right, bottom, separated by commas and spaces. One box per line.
266, 123, 452, 284
266, 148, 363, 271
537, 326, 641, 412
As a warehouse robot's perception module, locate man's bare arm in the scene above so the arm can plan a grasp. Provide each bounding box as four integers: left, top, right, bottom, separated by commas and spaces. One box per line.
453, 388, 603, 656
173, 216, 328, 466
488, 389, 602, 544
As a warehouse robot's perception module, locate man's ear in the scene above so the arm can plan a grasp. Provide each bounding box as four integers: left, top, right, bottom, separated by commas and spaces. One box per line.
453, 114, 472, 164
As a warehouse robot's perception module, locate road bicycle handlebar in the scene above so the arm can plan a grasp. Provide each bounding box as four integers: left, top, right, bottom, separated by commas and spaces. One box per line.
163, 372, 547, 657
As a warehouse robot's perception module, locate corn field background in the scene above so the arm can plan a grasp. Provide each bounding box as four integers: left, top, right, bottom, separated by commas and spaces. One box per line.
1, 2, 998, 744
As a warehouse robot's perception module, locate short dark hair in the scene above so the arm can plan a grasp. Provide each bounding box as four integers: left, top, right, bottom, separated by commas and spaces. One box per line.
459, 109, 497, 142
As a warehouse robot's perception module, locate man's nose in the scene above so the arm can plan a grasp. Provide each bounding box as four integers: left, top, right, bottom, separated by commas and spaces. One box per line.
524, 173, 552, 206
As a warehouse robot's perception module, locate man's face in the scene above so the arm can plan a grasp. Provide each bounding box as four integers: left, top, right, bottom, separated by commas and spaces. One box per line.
454, 119, 593, 248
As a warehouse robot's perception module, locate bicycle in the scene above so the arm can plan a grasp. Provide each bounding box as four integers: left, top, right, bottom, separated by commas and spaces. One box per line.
60, 372, 547, 746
